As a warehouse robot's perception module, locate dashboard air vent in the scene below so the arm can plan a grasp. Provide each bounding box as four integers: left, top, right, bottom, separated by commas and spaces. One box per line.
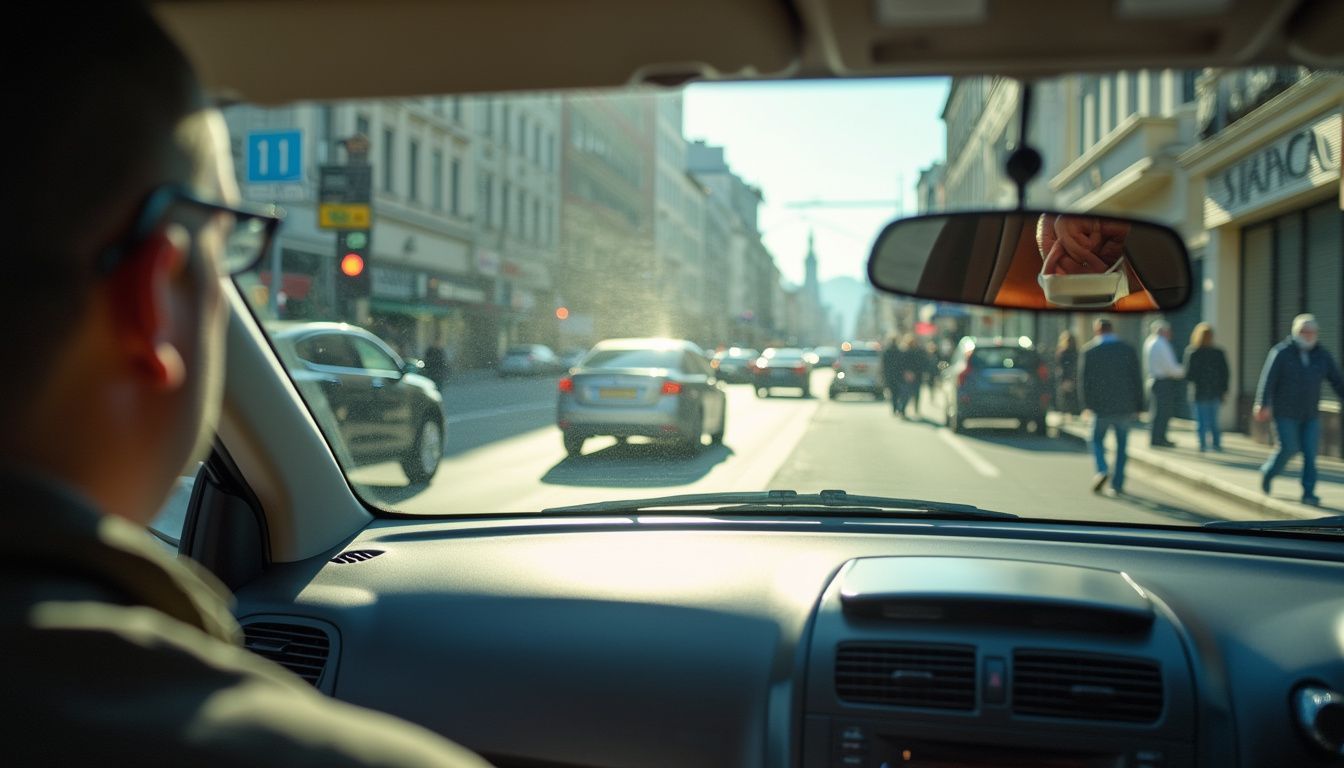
242, 621, 331, 687
1013, 650, 1163, 723
330, 548, 384, 564
836, 642, 976, 710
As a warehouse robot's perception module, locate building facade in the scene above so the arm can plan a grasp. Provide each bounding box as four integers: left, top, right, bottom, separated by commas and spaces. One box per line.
1181, 69, 1342, 455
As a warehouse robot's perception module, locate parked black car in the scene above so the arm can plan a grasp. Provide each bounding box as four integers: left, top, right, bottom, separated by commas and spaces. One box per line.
268, 322, 446, 483
940, 337, 1052, 434
752, 347, 814, 398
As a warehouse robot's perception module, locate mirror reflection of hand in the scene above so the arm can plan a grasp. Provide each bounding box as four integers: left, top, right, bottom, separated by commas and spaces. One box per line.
1037, 215, 1129, 275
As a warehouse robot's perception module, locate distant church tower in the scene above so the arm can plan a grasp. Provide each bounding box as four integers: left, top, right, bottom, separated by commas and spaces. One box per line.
804, 230, 820, 301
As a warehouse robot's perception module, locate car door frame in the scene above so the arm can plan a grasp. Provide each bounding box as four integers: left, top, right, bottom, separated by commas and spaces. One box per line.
294, 331, 401, 461
348, 332, 417, 458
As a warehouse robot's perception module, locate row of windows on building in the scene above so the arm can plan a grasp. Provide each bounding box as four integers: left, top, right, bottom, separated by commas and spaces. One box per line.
569, 112, 645, 188
1074, 70, 1199, 155
480, 99, 558, 171
479, 173, 556, 246
355, 104, 558, 211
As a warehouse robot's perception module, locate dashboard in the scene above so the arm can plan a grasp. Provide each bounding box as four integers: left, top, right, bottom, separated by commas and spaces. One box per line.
231, 517, 1344, 768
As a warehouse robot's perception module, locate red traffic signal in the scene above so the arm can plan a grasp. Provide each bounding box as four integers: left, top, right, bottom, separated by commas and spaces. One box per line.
555, 306, 570, 320
340, 252, 366, 277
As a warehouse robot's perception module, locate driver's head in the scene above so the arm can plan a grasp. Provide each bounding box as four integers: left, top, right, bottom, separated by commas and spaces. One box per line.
3, 2, 235, 524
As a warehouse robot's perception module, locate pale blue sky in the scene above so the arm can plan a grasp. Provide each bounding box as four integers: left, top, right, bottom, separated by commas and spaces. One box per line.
683, 78, 951, 287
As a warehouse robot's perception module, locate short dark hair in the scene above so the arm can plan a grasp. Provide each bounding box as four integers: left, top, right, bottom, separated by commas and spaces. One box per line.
4, 2, 201, 413
1094, 318, 1115, 334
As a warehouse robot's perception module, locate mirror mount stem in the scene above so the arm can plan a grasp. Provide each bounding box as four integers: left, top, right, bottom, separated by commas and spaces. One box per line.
1005, 81, 1043, 210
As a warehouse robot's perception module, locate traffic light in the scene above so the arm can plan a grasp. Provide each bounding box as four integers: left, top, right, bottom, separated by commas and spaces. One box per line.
335, 230, 372, 311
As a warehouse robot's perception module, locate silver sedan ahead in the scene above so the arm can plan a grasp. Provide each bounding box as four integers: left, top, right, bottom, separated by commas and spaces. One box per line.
557, 339, 728, 458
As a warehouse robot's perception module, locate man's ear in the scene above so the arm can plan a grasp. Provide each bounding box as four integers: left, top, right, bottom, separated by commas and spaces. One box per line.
112, 223, 192, 391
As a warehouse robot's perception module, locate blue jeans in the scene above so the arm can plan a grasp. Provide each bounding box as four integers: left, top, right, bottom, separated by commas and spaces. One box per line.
1262, 418, 1321, 497
1193, 400, 1222, 451
1091, 415, 1131, 490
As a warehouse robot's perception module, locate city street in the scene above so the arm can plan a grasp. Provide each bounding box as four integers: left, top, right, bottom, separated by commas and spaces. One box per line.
347, 370, 1242, 525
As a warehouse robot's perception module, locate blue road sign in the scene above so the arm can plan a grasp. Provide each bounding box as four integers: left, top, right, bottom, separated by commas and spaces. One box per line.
246, 130, 303, 183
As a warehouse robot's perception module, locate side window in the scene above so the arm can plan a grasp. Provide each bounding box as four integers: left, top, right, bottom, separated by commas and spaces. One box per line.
148, 462, 202, 550
684, 352, 711, 376
297, 335, 361, 369
352, 337, 401, 374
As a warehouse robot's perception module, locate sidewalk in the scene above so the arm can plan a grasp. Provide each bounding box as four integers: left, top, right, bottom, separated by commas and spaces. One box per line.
1055, 414, 1344, 520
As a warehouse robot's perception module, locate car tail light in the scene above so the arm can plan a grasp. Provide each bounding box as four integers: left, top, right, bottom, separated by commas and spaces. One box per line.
792, 365, 807, 375
832, 361, 841, 370
957, 365, 973, 389
558, 377, 574, 393
1037, 363, 1050, 383
661, 380, 682, 396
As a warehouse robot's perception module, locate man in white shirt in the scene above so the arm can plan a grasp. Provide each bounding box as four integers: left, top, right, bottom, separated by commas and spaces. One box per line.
1143, 320, 1185, 448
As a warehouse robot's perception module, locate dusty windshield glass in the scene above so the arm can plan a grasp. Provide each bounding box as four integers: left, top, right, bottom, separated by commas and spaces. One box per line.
229, 69, 1344, 523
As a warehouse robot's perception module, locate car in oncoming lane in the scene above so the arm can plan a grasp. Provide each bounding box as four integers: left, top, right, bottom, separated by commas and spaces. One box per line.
752, 347, 814, 398
557, 339, 728, 458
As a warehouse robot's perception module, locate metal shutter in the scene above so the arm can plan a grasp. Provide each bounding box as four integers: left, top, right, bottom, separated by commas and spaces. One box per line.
1306, 202, 1343, 403
1274, 213, 1303, 340
1240, 223, 1274, 398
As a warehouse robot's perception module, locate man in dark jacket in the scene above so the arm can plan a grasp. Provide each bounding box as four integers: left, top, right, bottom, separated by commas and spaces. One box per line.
1080, 318, 1145, 495
0, 4, 489, 765
1254, 314, 1344, 506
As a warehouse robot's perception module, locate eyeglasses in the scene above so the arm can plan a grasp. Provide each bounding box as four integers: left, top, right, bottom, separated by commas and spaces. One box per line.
96, 184, 284, 277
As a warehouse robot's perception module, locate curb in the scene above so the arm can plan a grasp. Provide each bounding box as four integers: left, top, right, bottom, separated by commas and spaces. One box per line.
1056, 424, 1321, 521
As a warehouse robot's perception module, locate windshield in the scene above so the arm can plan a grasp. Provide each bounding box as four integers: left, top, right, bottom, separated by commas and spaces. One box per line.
583, 349, 684, 370
230, 69, 1344, 523
970, 349, 1037, 369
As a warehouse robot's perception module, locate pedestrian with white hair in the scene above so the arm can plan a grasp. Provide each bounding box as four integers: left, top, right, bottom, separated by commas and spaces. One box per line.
1254, 314, 1344, 506
1143, 318, 1184, 448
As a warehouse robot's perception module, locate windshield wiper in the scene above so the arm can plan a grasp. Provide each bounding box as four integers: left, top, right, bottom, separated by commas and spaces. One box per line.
1204, 514, 1344, 534
541, 489, 1016, 519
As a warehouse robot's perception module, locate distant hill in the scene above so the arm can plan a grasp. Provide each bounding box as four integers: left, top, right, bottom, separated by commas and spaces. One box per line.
820, 276, 868, 340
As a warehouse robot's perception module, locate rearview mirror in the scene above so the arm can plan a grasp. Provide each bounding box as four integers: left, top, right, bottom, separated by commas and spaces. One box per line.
402, 358, 425, 376
867, 211, 1192, 312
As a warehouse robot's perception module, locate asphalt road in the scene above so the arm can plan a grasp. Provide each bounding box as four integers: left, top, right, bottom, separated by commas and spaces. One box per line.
342, 370, 1243, 525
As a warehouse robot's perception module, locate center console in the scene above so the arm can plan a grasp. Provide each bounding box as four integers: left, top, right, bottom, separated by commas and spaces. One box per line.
801, 557, 1197, 768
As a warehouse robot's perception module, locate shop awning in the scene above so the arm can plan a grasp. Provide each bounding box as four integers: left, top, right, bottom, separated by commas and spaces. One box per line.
369, 298, 457, 317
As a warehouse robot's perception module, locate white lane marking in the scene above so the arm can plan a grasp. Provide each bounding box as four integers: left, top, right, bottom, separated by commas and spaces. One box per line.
446, 402, 552, 424
937, 430, 1002, 478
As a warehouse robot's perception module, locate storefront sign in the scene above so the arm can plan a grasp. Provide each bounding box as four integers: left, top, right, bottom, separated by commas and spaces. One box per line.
501, 258, 552, 291
475, 249, 501, 277
435, 279, 489, 305
1208, 111, 1341, 222
372, 266, 417, 300
510, 288, 536, 311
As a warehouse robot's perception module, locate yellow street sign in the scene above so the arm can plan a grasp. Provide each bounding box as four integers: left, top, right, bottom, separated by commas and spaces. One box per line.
319, 203, 372, 229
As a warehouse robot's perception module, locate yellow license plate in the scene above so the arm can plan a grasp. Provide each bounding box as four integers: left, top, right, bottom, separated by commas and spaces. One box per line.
599, 388, 638, 399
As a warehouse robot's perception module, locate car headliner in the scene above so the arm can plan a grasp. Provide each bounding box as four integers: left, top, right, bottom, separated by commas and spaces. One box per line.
151, 0, 1341, 104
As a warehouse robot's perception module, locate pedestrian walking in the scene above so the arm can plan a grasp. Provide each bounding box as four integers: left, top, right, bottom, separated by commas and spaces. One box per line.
905, 335, 930, 416
1054, 330, 1081, 417
1080, 318, 1144, 495
1183, 323, 1229, 453
1254, 314, 1344, 506
882, 334, 905, 416
421, 338, 451, 391
1143, 319, 1184, 448
921, 340, 939, 407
